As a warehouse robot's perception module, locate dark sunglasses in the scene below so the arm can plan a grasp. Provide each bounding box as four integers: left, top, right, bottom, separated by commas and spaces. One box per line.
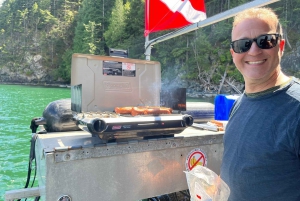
230, 33, 281, 53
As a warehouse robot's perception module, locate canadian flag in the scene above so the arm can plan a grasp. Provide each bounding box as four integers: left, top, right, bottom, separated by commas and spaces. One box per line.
145, 0, 206, 36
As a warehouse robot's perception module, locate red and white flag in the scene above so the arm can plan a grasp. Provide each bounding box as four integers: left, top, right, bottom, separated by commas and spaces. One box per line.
145, 0, 206, 36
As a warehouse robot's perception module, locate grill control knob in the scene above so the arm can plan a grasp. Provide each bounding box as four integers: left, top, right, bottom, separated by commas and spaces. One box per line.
57, 195, 71, 201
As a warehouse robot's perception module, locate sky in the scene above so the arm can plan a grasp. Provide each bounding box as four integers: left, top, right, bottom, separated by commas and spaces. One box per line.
0, 0, 4, 6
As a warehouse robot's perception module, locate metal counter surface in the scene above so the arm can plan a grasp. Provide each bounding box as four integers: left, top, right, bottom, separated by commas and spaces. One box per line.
35, 127, 224, 201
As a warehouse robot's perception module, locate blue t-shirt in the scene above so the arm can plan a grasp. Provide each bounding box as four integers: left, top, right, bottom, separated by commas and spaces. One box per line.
220, 77, 300, 201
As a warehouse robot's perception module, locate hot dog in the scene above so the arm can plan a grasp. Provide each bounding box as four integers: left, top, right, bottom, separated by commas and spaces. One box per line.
115, 106, 173, 116
131, 106, 147, 116
115, 107, 133, 114
143, 107, 172, 115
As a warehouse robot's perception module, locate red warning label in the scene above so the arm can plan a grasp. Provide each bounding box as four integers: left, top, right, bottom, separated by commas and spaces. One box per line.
185, 148, 207, 171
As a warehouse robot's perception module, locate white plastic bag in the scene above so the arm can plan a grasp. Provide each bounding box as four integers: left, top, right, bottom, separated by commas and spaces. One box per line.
184, 166, 230, 201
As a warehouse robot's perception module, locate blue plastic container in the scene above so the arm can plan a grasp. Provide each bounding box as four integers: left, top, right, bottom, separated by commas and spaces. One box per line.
214, 94, 240, 120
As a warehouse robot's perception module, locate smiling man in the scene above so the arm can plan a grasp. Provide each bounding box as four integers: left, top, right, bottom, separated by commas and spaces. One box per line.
220, 7, 300, 201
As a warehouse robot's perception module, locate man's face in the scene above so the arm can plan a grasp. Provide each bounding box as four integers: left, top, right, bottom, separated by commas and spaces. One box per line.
230, 18, 285, 84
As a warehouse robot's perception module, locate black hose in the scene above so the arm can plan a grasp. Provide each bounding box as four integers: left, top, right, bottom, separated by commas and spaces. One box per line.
25, 134, 38, 188
25, 141, 40, 201
17, 121, 40, 201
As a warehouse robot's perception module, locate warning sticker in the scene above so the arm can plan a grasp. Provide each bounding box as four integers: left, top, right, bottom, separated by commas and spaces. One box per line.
103, 61, 122, 76
185, 148, 207, 171
122, 62, 136, 77
102, 61, 136, 77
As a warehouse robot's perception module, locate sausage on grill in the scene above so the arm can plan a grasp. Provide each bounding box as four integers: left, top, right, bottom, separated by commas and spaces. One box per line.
143, 107, 172, 115
115, 107, 133, 114
115, 106, 173, 116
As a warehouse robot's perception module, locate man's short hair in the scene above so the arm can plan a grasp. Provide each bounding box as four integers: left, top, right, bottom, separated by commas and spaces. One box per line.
232, 7, 282, 36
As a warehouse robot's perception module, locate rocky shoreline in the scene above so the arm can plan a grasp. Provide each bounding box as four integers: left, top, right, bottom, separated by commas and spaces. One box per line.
0, 81, 70, 88
0, 81, 240, 100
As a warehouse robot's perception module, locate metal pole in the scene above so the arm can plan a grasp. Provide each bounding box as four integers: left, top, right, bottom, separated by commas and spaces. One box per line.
145, 35, 151, 60
144, 0, 280, 59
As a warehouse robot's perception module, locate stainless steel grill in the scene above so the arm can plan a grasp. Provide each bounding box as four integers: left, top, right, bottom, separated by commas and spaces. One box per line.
74, 112, 194, 141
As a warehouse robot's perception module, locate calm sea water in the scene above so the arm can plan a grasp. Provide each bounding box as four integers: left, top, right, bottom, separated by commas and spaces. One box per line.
0, 84, 71, 200
0, 84, 214, 200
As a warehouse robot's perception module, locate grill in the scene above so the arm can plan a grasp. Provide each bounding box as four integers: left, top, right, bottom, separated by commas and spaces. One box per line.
35, 55, 211, 142
35, 99, 194, 142
74, 112, 194, 141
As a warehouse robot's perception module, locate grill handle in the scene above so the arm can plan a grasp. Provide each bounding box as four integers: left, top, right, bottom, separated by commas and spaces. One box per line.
76, 117, 107, 134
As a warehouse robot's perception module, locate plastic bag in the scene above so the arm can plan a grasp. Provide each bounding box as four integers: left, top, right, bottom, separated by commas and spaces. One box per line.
184, 166, 230, 201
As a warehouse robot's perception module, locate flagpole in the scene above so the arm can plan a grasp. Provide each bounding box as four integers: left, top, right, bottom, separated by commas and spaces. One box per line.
144, 0, 280, 58
145, 35, 151, 61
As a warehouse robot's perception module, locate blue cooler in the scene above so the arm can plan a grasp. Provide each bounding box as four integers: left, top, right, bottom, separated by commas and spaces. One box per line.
214, 94, 240, 120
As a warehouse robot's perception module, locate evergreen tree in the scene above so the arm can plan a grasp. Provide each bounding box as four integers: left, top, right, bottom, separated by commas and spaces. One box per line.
122, 0, 145, 59
73, 0, 114, 55
0, 0, 299, 85
104, 0, 129, 49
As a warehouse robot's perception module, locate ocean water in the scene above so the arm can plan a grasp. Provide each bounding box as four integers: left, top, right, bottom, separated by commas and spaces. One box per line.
0, 84, 71, 201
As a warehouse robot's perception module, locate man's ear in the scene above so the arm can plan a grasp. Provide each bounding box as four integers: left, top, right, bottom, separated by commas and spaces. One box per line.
230, 48, 235, 63
279, 39, 285, 55
230, 48, 234, 57
230, 48, 236, 65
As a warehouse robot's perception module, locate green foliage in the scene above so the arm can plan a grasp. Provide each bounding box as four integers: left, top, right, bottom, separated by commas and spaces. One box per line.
56, 49, 73, 82
104, 0, 129, 48
25, 69, 34, 76
0, 0, 299, 85
0, 0, 81, 82
83, 21, 101, 54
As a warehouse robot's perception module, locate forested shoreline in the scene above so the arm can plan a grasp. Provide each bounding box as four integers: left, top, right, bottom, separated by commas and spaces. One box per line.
0, 0, 300, 92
